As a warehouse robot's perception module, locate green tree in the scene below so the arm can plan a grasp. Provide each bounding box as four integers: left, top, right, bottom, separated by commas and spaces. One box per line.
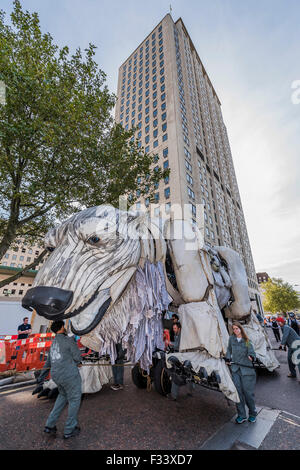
262, 278, 300, 314
0, 1, 168, 286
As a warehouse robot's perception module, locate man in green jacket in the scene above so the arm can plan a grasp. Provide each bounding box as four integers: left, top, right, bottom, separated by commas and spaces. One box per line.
38, 320, 82, 438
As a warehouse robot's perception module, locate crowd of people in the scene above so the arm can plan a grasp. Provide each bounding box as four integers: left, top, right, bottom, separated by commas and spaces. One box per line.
20, 309, 300, 438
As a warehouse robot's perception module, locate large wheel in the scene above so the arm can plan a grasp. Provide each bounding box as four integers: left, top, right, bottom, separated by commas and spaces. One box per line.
153, 359, 172, 396
131, 364, 148, 389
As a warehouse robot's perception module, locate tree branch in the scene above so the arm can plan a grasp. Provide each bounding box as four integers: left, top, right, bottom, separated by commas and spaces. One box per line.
0, 249, 47, 289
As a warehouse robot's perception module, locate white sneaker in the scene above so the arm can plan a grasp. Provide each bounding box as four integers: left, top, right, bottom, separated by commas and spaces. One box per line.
110, 384, 124, 391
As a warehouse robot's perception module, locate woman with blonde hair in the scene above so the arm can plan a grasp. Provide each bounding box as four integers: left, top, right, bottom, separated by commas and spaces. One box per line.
225, 321, 257, 424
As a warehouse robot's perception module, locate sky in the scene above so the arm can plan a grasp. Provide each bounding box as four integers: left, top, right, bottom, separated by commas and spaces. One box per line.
1, 0, 300, 288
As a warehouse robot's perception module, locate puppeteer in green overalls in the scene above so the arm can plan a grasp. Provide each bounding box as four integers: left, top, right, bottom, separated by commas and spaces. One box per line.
38, 320, 82, 438
225, 322, 257, 424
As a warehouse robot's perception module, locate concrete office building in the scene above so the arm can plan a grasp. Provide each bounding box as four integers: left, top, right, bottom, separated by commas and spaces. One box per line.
0, 239, 43, 299
115, 14, 261, 309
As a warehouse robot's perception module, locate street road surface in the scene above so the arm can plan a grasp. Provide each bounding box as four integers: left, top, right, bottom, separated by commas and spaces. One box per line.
0, 329, 299, 450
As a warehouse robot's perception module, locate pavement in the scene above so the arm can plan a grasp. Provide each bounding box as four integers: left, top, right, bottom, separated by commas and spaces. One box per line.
0, 328, 299, 451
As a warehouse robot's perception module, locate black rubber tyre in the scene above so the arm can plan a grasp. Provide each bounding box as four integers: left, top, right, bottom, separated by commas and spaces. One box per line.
131, 364, 148, 389
34, 370, 41, 380
153, 359, 172, 396
47, 387, 59, 399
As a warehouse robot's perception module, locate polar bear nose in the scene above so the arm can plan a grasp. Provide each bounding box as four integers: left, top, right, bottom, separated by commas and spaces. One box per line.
22, 286, 73, 320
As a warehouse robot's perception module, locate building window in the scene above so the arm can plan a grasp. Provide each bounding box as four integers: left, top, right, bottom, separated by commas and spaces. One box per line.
153, 140, 158, 148
190, 203, 196, 217
163, 147, 168, 158
186, 173, 193, 185
164, 187, 170, 199
162, 133, 168, 142
187, 187, 195, 200
162, 123, 167, 132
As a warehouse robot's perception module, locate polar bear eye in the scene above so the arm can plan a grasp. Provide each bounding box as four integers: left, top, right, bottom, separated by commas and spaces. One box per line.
88, 236, 101, 244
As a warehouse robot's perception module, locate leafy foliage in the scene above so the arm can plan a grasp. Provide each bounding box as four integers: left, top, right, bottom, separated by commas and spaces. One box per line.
262, 278, 300, 313
0, 1, 168, 265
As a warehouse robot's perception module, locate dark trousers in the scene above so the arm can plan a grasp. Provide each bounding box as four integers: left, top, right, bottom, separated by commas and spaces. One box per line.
272, 328, 281, 342
112, 343, 125, 385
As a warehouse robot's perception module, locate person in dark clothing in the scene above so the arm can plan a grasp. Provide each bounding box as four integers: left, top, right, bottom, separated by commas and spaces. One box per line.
169, 322, 181, 352
38, 320, 82, 438
277, 319, 300, 381
167, 322, 181, 400
169, 313, 179, 342
289, 314, 300, 335
110, 343, 126, 391
17, 317, 32, 339
271, 317, 281, 342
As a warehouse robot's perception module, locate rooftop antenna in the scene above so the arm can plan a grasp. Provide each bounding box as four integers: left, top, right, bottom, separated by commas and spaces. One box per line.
169, 4, 173, 17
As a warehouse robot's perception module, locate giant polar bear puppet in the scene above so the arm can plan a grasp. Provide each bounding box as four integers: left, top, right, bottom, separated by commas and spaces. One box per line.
23, 205, 279, 402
